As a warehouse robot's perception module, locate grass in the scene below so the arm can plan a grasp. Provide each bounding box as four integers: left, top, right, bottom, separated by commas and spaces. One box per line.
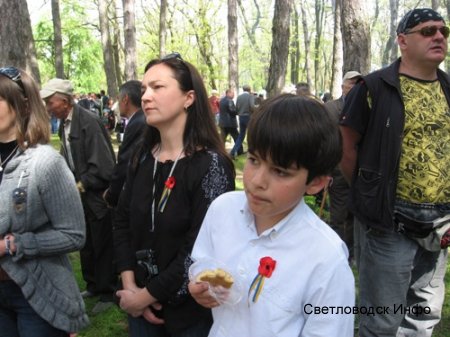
54, 135, 449, 336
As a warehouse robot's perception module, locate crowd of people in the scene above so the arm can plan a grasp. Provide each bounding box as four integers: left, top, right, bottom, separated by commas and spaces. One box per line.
0, 7, 449, 337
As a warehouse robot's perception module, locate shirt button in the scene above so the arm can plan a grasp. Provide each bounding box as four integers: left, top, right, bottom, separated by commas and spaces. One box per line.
270, 232, 278, 240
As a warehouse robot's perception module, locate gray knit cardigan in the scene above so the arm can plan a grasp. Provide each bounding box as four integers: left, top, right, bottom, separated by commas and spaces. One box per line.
0, 144, 89, 332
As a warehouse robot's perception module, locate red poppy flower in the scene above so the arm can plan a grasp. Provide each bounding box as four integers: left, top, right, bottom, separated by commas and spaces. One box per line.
165, 176, 176, 189
258, 256, 276, 278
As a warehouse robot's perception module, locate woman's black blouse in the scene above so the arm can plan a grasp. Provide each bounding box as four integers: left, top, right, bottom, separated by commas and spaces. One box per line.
113, 149, 234, 333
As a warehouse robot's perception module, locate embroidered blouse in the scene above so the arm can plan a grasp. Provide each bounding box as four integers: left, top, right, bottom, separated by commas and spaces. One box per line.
113, 149, 234, 333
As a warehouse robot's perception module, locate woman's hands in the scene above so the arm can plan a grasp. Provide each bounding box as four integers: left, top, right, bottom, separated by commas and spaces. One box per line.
117, 271, 164, 324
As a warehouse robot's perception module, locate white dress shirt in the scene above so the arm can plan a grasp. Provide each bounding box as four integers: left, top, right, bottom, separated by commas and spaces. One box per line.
192, 191, 355, 337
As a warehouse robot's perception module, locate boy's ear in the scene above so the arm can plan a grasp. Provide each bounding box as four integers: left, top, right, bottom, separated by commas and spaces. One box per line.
305, 175, 331, 195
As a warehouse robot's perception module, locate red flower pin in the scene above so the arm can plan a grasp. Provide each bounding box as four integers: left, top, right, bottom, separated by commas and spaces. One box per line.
258, 256, 276, 278
165, 176, 176, 189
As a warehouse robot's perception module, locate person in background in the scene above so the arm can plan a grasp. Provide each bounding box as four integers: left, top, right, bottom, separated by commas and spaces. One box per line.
41, 78, 117, 315
218, 88, 242, 155
340, 8, 450, 336
325, 70, 362, 263
113, 53, 235, 337
104, 80, 146, 208
208, 89, 220, 125
189, 94, 354, 337
0, 66, 88, 336
230, 84, 254, 159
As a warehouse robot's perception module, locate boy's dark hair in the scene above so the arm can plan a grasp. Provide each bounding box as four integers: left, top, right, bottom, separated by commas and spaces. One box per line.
247, 93, 342, 182
119, 80, 142, 107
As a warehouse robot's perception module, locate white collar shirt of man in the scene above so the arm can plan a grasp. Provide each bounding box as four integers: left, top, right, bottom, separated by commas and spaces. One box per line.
192, 191, 355, 337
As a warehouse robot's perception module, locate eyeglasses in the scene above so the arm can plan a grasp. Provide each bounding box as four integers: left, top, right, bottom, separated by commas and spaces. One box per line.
0, 66, 26, 95
405, 25, 450, 38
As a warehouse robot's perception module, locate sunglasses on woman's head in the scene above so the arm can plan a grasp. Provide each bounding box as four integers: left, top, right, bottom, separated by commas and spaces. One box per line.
161, 52, 184, 61
0, 66, 26, 95
405, 25, 450, 38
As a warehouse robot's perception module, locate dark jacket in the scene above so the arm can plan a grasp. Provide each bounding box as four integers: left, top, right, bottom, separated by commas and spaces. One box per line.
218, 96, 238, 128
105, 109, 146, 207
60, 104, 116, 219
340, 58, 450, 231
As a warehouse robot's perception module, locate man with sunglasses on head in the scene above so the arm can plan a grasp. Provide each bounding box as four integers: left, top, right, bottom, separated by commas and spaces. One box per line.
340, 8, 450, 337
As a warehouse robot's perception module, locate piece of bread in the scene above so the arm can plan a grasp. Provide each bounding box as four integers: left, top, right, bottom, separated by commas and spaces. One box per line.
196, 268, 234, 289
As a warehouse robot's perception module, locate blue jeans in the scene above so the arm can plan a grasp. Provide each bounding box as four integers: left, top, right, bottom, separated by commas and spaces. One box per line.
230, 115, 250, 156
0, 281, 68, 337
358, 222, 448, 337
128, 315, 211, 337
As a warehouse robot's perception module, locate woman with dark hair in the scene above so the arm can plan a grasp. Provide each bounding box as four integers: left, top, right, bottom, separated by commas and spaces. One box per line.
0, 67, 88, 336
113, 53, 235, 337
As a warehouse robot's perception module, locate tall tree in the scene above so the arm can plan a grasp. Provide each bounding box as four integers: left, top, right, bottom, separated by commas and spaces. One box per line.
313, 0, 325, 95
290, 5, 300, 86
98, 0, 118, 97
181, 0, 219, 90
237, 0, 262, 55
159, 0, 168, 57
123, 0, 137, 80
228, 0, 239, 92
330, 0, 343, 99
300, 3, 313, 89
266, 0, 293, 98
0, 0, 40, 82
341, 0, 371, 75
51, 0, 64, 78
109, 0, 124, 86
382, 0, 399, 66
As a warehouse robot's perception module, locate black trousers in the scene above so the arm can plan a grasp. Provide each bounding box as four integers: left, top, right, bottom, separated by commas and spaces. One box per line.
80, 205, 117, 301
328, 170, 354, 257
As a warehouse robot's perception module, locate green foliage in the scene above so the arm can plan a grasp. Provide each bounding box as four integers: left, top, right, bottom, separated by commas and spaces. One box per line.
33, 0, 105, 93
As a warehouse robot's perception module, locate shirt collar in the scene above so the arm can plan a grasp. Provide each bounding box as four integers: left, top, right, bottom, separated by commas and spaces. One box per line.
240, 198, 306, 240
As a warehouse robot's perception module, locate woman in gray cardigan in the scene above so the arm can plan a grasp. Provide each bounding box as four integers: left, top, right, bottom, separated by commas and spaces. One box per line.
0, 67, 89, 336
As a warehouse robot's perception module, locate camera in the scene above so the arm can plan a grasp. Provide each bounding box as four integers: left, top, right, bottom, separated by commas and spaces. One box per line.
135, 249, 159, 287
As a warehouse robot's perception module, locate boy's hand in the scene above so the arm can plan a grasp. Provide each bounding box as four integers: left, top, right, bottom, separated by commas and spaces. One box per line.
188, 281, 220, 308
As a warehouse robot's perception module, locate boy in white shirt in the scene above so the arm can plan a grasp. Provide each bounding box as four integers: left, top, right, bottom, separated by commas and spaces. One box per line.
189, 94, 355, 337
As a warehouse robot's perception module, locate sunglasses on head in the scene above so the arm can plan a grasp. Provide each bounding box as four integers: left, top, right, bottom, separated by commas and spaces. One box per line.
405, 25, 450, 38
162, 52, 184, 61
0, 66, 26, 95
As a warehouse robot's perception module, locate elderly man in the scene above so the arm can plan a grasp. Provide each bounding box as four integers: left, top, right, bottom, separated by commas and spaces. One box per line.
340, 8, 450, 336
41, 79, 117, 314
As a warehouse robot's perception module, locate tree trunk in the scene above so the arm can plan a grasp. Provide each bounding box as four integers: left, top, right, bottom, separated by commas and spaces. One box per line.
159, 0, 168, 57
341, 0, 371, 75
266, 0, 293, 98
228, 0, 239, 92
0, 0, 41, 82
313, 0, 325, 95
123, 0, 137, 80
432, 0, 440, 10
382, 0, 399, 66
51, 0, 64, 79
330, 0, 343, 99
109, 0, 124, 87
237, 0, 262, 55
290, 5, 300, 86
300, 3, 312, 89
98, 0, 118, 97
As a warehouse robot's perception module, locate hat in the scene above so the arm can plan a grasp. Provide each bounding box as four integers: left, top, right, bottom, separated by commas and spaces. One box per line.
211, 89, 219, 95
396, 8, 445, 35
343, 71, 362, 81
40, 78, 74, 99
